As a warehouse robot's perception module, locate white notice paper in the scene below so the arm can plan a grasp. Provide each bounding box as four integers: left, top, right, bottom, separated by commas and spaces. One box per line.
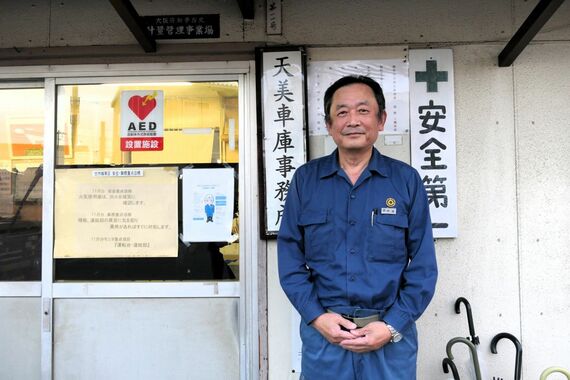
182, 168, 235, 242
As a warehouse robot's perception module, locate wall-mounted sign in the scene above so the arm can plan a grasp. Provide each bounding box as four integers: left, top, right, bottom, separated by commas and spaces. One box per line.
143, 15, 220, 39
307, 59, 410, 136
256, 47, 309, 238
266, 0, 282, 35
120, 90, 164, 151
409, 49, 458, 238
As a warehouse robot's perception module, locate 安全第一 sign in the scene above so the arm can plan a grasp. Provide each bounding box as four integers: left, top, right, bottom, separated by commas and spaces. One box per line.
410, 49, 458, 238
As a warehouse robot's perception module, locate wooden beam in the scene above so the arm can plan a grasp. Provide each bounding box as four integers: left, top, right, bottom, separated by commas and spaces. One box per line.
109, 0, 156, 53
498, 0, 565, 67
236, 0, 255, 20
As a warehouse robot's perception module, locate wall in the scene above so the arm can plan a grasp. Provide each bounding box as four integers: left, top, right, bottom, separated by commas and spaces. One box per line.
1, 1, 569, 379
264, 1, 570, 380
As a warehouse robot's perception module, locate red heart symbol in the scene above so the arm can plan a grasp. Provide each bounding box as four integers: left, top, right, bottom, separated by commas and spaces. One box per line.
128, 95, 157, 120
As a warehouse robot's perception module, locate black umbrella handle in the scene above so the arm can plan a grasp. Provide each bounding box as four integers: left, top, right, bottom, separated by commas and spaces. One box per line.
490, 332, 523, 380
454, 297, 480, 345
442, 357, 461, 380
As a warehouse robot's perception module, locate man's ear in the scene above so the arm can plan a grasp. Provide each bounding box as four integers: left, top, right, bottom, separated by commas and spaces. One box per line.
325, 121, 332, 135
377, 110, 387, 132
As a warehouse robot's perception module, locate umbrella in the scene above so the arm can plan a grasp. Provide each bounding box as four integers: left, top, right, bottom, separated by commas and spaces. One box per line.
446, 337, 482, 380
442, 357, 460, 380
490, 332, 522, 380
455, 297, 488, 379
455, 297, 479, 344
540, 367, 570, 380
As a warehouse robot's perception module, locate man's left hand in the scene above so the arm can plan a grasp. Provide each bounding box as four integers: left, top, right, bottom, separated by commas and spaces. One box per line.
339, 321, 392, 353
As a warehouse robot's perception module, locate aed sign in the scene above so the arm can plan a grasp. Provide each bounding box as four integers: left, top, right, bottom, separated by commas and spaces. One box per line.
120, 90, 164, 151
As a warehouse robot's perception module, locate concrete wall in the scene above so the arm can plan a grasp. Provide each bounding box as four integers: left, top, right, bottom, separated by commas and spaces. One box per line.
1, 0, 569, 379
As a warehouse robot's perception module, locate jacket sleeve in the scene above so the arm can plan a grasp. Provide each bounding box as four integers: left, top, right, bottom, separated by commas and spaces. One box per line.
383, 169, 438, 333
277, 170, 326, 324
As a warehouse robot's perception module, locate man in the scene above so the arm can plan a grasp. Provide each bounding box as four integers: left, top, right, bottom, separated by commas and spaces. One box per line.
278, 75, 437, 379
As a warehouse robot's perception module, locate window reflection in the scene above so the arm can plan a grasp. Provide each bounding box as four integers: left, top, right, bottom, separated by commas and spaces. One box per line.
0, 88, 44, 281
56, 82, 239, 166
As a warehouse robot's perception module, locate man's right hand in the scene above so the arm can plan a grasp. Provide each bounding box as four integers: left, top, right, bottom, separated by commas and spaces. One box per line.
311, 312, 358, 344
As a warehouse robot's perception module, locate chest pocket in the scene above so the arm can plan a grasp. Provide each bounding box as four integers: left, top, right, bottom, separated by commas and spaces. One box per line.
367, 213, 408, 263
299, 209, 333, 263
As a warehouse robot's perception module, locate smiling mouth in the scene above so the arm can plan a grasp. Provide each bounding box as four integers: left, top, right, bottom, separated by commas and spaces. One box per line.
341, 126, 366, 136
342, 131, 365, 136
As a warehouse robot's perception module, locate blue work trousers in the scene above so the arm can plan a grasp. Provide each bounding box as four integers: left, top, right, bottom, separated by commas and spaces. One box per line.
299, 319, 418, 380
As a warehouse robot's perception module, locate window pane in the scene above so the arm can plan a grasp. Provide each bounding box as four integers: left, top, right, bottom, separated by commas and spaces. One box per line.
0, 88, 44, 281
54, 82, 239, 281
55, 82, 239, 166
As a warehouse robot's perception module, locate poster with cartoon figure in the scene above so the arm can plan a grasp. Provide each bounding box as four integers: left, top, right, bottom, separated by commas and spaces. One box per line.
182, 167, 234, 242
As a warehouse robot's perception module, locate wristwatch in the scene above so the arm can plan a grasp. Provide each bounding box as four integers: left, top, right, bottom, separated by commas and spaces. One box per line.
385, 323, 403, 343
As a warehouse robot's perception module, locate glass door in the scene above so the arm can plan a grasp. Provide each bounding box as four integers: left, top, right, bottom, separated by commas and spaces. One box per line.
45, 73, 254, 380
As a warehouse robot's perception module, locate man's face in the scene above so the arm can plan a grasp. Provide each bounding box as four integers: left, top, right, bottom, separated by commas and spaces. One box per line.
326, 83, 386, 154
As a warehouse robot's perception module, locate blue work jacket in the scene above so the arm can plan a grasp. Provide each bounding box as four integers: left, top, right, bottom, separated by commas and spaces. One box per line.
278, 148, 438, 334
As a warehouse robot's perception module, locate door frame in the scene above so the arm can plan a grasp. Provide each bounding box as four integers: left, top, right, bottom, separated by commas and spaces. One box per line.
1, 61, 260, 380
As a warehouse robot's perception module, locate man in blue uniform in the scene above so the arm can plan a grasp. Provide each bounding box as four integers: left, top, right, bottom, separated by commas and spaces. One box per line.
278, 75, 437, 379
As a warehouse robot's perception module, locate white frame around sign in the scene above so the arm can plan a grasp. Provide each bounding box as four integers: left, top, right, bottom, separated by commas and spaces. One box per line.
409, 49, 458, 238
0, 62, 260, 380
257, 47, 309, 238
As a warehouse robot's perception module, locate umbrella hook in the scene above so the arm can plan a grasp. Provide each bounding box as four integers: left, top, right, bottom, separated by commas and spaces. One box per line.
446, 337, 482, 380
442, 357, 461, 380
490, 332, 523, 380
454, 297, 479, 345
540, 366, 570, 380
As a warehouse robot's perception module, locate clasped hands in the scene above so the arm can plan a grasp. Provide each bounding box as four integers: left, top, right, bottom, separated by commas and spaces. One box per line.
311, 312, 392, 353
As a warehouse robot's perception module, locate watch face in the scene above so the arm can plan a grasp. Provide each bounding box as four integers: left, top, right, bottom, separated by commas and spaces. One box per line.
392, 333, 403, 343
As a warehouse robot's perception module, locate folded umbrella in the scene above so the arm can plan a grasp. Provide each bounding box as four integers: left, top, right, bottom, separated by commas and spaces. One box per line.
455, 297, 488, 379
442, 357, 461, 380
446, 337, 482, 380
490, 332, 523, 380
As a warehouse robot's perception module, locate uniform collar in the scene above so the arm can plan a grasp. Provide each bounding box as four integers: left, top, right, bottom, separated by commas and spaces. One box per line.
318, 147, 390, 178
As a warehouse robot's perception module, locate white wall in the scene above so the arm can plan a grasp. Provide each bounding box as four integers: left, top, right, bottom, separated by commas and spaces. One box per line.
0, 1, 569, 379
268, 39, 570, 380
515, 42, 570, 379
265, 1, 570, 380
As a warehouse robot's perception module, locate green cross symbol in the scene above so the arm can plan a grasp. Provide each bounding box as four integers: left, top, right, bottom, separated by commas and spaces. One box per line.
415, 60, 448, 93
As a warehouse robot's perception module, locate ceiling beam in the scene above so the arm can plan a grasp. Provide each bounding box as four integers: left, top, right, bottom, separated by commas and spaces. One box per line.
109, 0, 156, 53
498, 0, 565, 67
236, 0, 255, 20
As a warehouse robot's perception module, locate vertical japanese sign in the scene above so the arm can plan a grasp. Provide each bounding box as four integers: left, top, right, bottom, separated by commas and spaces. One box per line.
266, 0, 282, 35
120, 90, 164, 151
410, 49, 458, 238
257, 47, 308, 238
